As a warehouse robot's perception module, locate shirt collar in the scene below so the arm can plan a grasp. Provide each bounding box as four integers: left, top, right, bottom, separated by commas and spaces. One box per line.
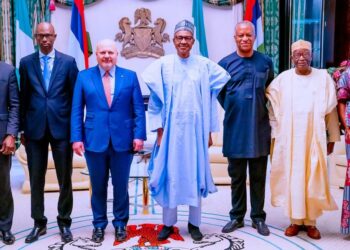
39, 49, 55, 59
99, 65, 116, 78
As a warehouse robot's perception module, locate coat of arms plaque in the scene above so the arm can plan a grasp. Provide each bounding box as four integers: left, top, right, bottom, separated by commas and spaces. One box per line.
115, 8, 170, 59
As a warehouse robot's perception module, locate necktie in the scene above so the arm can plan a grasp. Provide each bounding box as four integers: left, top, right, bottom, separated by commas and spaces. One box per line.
103, 71, 112, 107
42, 55, 50, 91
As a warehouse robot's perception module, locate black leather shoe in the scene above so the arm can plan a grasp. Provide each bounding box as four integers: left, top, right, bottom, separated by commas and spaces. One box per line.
157, 225, 174, 241
59, 226, 73, 243
25, 226, 47, 243
115, 226, 127, 242
91, 228, 104, 243
188, 223, 203, 241
252, 221, 270, 236
0, 230, 15, 245
222, 219, 244, 233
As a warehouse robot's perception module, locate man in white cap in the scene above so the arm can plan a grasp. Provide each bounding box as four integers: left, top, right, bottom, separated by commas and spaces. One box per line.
266, 39, 340, 239
142, 19, 230, 241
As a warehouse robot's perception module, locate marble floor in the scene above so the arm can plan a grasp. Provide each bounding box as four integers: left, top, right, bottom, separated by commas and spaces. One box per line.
1, 157, 350, 250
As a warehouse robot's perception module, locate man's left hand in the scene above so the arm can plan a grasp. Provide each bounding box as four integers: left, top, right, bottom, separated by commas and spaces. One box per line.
327, 142, 335, 155
0, 135, 15, 155
133, 139, 144, 152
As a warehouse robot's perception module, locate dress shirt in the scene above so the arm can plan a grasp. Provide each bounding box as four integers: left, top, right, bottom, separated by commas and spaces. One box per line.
39, 49, 55, 75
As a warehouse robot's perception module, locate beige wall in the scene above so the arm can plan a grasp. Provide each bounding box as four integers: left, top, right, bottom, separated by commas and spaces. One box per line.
52, 0, 237, 93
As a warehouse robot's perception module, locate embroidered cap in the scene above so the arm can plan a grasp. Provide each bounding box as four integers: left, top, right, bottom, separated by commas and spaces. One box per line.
174, 19, 194, 34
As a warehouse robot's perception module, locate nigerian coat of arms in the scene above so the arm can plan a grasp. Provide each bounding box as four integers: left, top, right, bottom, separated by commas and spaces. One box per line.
115, 8, 170, 59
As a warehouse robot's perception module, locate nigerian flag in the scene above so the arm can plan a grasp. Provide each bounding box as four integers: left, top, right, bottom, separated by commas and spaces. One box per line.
192, 0, 208, 57
15, 0, 35, 69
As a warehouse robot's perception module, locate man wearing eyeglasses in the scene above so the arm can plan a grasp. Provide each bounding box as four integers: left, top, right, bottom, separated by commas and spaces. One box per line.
142, 19, 230, 241
266, 39, 340, 240
19, 22, 78, 243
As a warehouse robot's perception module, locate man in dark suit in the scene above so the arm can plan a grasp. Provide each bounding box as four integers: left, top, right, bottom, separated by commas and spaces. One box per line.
19, 22, 78, 243
71, 39, 146, 243
0, 61, 19, 245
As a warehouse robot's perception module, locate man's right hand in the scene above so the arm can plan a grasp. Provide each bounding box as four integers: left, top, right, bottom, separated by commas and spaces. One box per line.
157, 128, 163, 146
72, 141, 85, 156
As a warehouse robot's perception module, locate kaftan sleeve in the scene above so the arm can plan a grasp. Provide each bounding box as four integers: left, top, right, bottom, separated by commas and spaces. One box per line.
142, 59, 165, 132
266, 77, 280, 139
325, 107, 340, 142
324, 72, 340, 142
207, 61, 231, 132
325, 72, 338, 115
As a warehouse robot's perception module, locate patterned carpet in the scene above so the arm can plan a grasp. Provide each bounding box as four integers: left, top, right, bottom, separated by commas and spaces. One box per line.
1, 158, 350, 249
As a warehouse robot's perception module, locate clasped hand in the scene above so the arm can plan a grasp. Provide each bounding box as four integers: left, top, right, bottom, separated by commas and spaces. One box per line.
0, 135, 15, 155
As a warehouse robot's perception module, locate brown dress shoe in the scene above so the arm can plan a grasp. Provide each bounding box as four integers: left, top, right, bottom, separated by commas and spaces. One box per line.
284, 224, 300, 237
306, 226, 321, 240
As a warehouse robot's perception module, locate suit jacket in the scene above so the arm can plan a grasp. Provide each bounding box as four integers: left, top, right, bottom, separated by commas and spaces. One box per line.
0, 62, 19, 142
71, 65, 146, 152
19, 50, 78, 140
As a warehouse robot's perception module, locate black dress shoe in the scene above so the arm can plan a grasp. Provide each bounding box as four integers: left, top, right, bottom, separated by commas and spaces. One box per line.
252, 221, 270, 236
0, 230, 15, 245
59, 226, 73, 243
91, 228, 104, 243
222, 219, 244, 233
157, 225, 174, 241
25, 226, 47, 243
115, 226, 127, 242
188, 223, 203, 241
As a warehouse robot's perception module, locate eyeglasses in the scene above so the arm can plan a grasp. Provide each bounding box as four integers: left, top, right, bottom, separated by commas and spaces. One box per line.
35, 33, 55, 39
174, 36, 193, 42
292, 51, 311, 59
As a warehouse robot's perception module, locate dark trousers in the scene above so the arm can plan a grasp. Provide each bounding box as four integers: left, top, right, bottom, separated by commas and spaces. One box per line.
85, 143, 133, 229
0, 154, 13, 231
228, 156, 267, 223
25, 129, 73, 228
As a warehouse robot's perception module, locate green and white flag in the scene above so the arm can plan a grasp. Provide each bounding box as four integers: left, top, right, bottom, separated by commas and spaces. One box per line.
15, 0, 35, 69
192, 0, 208, 57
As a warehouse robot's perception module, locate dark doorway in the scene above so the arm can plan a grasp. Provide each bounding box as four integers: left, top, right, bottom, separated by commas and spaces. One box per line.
325, 0, 350, 67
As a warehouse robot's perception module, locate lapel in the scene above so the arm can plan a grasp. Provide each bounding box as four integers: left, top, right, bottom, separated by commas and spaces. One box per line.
92, 66, 110, 107
47, 50, 62, 93
32, 52, 47, 95
111, 66, 124, 107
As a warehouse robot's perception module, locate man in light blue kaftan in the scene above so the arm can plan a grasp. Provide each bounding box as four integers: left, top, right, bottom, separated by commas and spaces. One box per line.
142, 20, 230, 241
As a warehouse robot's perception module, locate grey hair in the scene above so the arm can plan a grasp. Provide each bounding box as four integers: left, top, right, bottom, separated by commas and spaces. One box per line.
235, 21, 256, 37
96, 39, 117, 52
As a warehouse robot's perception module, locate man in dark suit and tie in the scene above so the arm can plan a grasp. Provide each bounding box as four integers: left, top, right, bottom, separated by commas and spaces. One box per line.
71, 39, 146, 243
19, 22, 78, 243
0, 61, 19, 245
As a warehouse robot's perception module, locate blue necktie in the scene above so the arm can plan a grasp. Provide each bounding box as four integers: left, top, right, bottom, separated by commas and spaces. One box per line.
42, 56, 50, 91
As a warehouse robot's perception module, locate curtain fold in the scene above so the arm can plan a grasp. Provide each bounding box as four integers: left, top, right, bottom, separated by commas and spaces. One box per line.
263, 0, 279, 75
292, 0, 306, 41
0, 0, 14, 64
1, 0, 50, 64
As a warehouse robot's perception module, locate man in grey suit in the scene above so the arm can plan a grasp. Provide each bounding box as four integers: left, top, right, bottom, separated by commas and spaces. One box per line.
0, 61, 19, 245
19, 22, 78, 243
